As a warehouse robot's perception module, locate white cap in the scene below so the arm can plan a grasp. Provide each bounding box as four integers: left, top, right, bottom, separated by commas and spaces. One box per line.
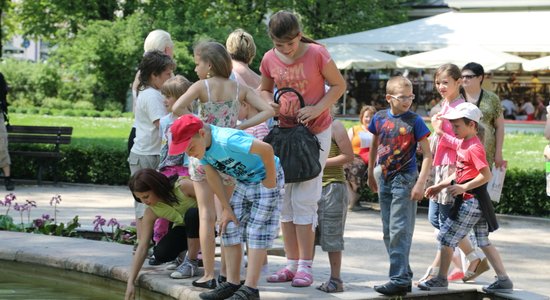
441, 102, 483, 123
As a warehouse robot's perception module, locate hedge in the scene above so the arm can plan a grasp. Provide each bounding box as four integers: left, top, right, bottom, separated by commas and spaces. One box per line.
9, 145, 550, 217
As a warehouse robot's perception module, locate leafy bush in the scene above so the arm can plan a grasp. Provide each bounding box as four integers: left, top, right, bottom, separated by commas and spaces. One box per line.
495, 168, 550, 217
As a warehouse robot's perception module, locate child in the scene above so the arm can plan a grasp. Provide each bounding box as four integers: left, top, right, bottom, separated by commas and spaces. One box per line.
315, 119, 354, 293
260, 10, 345, 287
171, 41, 273, 288
148, 75, 192, 269
125, 169, 200, 300
128, 50, 175, 243
419, 102, 513, 294
345, 105, 376, 211
169, 114, 284, 300
367, 76, 432, 296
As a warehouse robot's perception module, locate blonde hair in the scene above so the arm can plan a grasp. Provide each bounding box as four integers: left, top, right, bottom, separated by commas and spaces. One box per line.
226, 29, 256, 64
194, 42, 232, 79
161, 75, 192, 99
386, 76, 412, 95
144, 30, 174, 53
359, 105, 377, 120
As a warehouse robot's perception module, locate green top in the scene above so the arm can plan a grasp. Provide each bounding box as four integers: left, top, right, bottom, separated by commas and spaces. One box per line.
322, 138, 346, 186
149, 179, 197, 227
478, 89, 503, 167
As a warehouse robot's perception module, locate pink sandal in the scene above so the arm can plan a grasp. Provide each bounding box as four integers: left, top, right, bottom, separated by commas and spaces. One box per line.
266, 268, 295, 283
291, 271, 313, 287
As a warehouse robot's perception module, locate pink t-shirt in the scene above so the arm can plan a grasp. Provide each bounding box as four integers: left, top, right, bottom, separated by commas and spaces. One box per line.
433, 97, 465, 166
260, 43, 332, 134
455, 136, 488, 184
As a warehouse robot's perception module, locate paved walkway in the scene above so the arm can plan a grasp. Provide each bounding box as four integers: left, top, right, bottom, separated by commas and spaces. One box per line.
1, 181, 549, 299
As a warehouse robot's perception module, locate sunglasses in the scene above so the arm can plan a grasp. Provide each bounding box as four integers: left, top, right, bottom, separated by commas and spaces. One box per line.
461, 75, 479, 79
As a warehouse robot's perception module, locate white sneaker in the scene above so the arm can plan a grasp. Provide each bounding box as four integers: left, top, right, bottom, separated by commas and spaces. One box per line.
170, 256, 199, 279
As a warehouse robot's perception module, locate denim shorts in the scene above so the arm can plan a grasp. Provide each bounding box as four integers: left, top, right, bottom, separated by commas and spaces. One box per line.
222, 166, 285, 249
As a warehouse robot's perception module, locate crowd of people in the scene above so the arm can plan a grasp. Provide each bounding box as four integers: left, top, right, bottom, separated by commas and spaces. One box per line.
123, 10, 515, 300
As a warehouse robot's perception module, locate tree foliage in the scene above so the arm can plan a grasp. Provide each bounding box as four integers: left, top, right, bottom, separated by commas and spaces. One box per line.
3, 0, 409, 110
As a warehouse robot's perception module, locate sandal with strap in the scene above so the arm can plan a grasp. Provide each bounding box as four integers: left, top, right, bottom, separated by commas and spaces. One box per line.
291, 271, 313, 287
316, 278, 344, 293
463, 257, 490, 282
266, 268, 294, 283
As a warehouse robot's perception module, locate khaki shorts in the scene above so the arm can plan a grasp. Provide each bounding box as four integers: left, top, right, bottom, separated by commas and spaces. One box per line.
128, 152, 160, 218
315, 182, 348, 252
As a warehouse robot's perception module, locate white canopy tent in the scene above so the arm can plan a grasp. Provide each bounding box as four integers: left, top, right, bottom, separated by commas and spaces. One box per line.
326, 44, 398, 70
319, 11, 550, 53
523, 56, 550, 72
396, 45, 527, 71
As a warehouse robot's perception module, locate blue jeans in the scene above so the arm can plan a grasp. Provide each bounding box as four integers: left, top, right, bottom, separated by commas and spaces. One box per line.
428, 201, 452, 229
377, 170, 418, 286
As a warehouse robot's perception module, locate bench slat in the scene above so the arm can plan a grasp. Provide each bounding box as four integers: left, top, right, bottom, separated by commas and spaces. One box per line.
8, 135, 71, 144
9, 151, 62, 158
7, 125, 73, 135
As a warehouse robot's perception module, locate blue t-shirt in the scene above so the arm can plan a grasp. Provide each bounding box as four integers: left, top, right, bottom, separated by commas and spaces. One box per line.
200, 125, 280, 183
368, 109, 430, 180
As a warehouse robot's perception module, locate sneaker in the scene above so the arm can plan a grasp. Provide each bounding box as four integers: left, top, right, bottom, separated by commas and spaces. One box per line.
170, 256, 199, 279
4, 178, 14, 191
482, 277, 513, 294
418, 276, 448, 291
166, 251, 186, 270
199, 281, 240, 300
148, 255, 163, 266
227, 285, 260, 300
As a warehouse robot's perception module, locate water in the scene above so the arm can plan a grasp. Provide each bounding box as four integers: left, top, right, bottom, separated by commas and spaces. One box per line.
0, 260, 174, 300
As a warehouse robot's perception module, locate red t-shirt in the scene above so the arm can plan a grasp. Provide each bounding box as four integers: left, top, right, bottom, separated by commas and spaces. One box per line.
260, 43, 332, 134
455, 136, 488, 184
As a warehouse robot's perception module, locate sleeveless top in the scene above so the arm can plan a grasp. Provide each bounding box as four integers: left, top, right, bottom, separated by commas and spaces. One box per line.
199, 79, 241, 128
322, 139, 346, 185
149, 180, 197, 227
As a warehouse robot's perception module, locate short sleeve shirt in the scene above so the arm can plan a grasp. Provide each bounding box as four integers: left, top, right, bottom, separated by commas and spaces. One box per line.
132, 87, 167, 155
200, 125, 280, 183
260, 43, 332, 134
455, 136, 488, 184
158, 113, 186, 170
368, 109, 430, 180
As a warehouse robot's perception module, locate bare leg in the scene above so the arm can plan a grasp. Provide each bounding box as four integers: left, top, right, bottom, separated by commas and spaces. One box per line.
438, 246, 454, 278
245, 248, 267, 288
481, 245, 508, 276
187, 238, 200, 259
296, 224, 315, 260
328, 251, 342, 279
193, 180, 217, 282
281, 221, 299, 260
223, 243, 242, 285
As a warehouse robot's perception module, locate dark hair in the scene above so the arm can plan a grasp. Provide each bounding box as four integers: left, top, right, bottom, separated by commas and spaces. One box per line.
456, 117, 485, 140
128, 169, 178, 205
435, 63, 465, 97
138, 50, 176, 91
462, 62, 485, 84
268, 11, 318, 44
194, 42, 232, 78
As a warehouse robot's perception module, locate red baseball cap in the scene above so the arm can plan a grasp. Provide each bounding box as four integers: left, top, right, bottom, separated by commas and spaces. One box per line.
169, 115, 204, 155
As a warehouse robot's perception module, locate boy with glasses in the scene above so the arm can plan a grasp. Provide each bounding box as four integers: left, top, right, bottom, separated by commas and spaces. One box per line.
367, 76, 432, 296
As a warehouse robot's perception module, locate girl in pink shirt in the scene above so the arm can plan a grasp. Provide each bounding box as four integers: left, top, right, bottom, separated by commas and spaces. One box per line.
260, 11, 345, 288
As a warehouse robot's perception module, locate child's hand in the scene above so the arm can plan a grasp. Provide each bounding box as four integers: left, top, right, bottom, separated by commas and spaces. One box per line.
125, 283, 135, 300
270, 101, 280, 117
447, 184, 466, 197
262, 177, 276, 189
367, 175, 378, 193
425, 185, 442, 198
219, 208, 239, 235
431, 114, 444, 136
411, 183, 424, 201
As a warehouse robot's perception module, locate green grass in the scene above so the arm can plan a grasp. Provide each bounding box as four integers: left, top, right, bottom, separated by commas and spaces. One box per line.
9, 113, 132, 150
8, 114, 546, 170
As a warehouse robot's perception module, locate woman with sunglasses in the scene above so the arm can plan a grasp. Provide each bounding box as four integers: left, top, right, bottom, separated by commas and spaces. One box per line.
460, 62, 506, 169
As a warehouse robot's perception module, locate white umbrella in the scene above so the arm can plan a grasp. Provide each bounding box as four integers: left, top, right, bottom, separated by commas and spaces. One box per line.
523, 56, 550, 72
396, 45, 527, 71
325, 44, 398, 70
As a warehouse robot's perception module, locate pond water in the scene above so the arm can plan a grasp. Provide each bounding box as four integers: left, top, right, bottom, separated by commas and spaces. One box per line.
0, 260, 174, 300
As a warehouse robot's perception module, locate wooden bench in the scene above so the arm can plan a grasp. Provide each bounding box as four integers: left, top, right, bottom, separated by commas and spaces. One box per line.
7, 125, 73, 184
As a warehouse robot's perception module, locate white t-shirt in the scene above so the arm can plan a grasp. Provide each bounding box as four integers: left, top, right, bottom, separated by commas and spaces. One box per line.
131, 87, 167, 155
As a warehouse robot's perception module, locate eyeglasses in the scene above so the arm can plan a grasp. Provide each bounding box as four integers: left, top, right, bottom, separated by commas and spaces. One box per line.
389, 94, 415, 102
461, 74, 479, 79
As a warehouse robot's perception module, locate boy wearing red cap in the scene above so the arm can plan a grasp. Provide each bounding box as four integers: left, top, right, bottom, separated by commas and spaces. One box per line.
169, 114, 284, 300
